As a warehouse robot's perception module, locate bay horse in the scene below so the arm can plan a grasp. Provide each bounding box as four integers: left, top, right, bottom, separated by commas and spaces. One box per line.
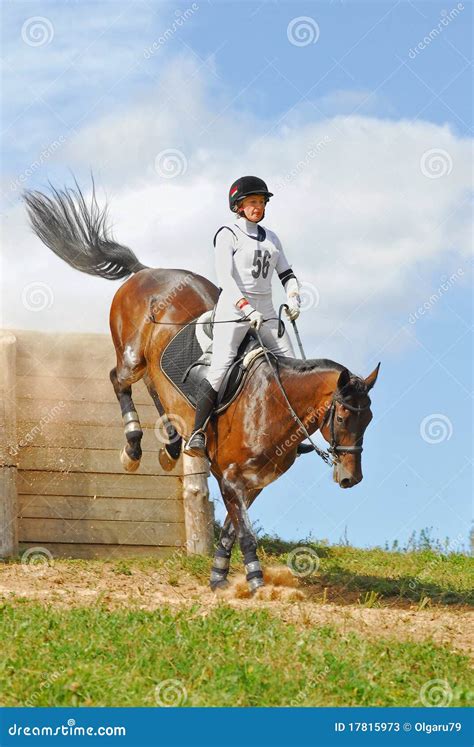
24, 182, 380, 592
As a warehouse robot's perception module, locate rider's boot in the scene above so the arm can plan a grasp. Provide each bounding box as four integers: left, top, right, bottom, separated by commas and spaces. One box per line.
183, 379, 218, 458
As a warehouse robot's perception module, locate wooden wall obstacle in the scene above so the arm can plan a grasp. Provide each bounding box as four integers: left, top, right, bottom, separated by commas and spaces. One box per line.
0, 329, 214, 560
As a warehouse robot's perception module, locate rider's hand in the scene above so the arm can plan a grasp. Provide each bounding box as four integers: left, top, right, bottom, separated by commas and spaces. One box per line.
245, 307, 264, 330
285, 293, 301, 322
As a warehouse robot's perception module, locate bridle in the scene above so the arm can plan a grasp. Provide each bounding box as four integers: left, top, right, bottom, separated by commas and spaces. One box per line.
253, 327, 371, 466
320, 392, 371, 461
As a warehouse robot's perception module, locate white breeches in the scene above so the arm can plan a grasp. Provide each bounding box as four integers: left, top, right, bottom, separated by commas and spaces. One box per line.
205, 291, 295, 391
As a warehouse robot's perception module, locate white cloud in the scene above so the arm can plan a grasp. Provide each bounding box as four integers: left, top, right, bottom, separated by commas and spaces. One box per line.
2, 54, 472, 377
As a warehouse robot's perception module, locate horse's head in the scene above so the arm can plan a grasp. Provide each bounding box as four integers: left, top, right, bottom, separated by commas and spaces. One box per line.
319, 363, 380, 488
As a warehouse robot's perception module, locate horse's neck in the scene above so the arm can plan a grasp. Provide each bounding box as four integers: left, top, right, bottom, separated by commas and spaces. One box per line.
278, 364, 339, 434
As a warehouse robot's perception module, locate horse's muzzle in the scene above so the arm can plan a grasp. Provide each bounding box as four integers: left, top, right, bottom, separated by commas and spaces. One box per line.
333, 462, 362, 488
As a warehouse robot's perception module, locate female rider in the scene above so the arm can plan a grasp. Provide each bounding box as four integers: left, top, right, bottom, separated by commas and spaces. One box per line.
183, 175, 301, 457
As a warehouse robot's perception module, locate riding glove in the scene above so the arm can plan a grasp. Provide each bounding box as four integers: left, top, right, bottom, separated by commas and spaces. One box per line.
283, 277, 301, 322
245, 307, 264, 330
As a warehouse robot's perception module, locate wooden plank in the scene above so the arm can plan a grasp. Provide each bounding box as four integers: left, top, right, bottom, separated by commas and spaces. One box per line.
10, 329, 116, 361
13, 423, 175, 452
0, 467, 18, 558
18, 542, 183, 559
182, 452, 213, 556
18, 495, 184, 523
17, 446, 182, 476
16, 375, 153, 406
17, 355, 118, 381
16, 398, 162, 428
0, 333, 18, 466
17, 470, 183, 499
18, 517, 185, 546
0, 333, 19, 558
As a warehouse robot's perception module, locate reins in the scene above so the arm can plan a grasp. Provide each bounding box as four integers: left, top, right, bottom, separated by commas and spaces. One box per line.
254, 304, 370, 466
150, 302, 370, 466
148, 316, 279, 325
253, 326, 335, 466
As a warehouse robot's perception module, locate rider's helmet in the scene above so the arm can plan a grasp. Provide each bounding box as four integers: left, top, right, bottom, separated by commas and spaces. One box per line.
228, 176, 273, 219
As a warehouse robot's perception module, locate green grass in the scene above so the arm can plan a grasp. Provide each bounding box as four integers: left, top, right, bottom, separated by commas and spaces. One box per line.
1, 601, 472, 707
256, 537, 474, 607
2, 540, 471, 707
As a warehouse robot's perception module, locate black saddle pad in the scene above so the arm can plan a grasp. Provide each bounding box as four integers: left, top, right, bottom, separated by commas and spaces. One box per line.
160, 317, 262, 408
160, 321, 204, 405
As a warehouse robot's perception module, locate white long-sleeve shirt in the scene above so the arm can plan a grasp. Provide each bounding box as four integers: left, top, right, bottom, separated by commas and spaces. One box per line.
213, 217, 298, 307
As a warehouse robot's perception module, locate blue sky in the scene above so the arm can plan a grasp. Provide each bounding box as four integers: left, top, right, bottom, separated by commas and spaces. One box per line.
1, 0, 472, 550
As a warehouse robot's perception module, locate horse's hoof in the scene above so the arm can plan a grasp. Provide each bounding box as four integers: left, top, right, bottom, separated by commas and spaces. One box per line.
248, 577, 265, 594
210, 578, 230, 592
120, 446, 140, 473
158, 447, 175, 472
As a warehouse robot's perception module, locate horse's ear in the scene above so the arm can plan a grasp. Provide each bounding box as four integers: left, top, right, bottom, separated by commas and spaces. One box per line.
364, 362, 381, 391
336, 368, 351, 393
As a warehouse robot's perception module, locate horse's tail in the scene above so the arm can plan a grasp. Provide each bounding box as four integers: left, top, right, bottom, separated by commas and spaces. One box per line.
23, 178, 149, 280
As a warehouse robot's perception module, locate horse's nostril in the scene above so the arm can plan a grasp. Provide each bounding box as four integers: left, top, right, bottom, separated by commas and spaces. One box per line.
340, 478, 351, 488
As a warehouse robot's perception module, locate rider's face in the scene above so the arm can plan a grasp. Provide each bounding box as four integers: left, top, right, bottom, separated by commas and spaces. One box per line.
239, 194, 266, 221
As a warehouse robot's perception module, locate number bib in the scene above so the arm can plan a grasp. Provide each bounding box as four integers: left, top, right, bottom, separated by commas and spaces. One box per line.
225, 220, 281, 296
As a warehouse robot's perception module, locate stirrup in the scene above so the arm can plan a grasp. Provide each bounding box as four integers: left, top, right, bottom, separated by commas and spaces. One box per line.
183, 429, 207, 457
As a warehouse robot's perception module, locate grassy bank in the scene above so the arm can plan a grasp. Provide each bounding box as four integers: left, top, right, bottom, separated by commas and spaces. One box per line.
1, 540, 472, 707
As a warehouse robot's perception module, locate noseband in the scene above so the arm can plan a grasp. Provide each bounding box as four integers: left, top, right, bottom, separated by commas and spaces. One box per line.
321, 393, 371, 461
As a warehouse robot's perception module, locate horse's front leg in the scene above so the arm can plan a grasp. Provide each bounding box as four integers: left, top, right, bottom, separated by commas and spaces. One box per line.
210, 514, 234, 590
143, 373, 182, 470
210, 489, 262, 590
215, 469, 264, 593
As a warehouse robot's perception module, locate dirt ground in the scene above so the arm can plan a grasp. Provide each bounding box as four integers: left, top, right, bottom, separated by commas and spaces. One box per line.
1, 561, 472, 661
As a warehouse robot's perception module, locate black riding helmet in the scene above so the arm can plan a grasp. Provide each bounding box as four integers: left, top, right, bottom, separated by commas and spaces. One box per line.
229, 176, 273, 216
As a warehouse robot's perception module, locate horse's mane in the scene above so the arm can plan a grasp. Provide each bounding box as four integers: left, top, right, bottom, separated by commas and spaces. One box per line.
278, 357, 369, 395
283, 357, 347, 373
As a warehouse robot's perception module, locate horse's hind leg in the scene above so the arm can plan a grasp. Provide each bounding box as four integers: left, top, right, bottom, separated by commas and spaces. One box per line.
143, 374, 182, 470
110, 356, 146, 473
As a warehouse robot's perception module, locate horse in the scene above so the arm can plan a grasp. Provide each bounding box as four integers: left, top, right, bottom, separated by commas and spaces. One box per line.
24, 181, 380, 593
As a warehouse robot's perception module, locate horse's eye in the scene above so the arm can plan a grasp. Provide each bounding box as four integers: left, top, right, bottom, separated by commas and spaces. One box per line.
336, 415, 344, 424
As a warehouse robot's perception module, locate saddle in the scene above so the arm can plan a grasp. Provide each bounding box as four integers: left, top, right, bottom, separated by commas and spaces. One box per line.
159, 309, 267, 413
